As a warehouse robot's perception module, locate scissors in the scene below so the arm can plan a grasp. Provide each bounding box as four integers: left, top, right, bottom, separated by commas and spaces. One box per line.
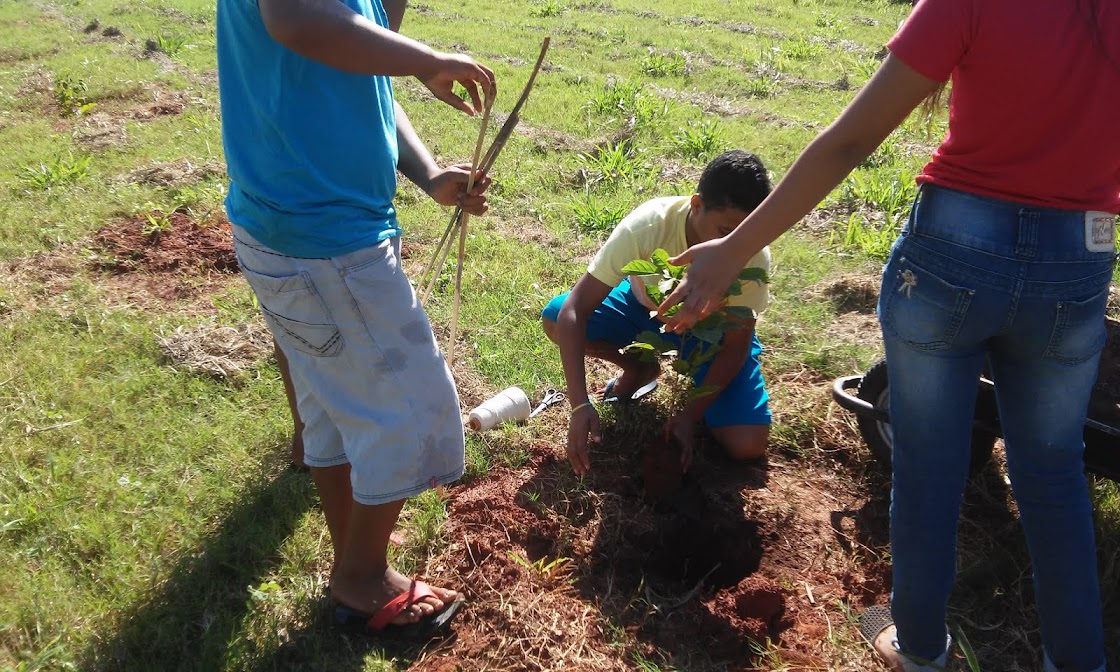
529, 388, 567, 418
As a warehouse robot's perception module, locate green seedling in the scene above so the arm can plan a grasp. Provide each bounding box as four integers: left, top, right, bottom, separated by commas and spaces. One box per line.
671, 120, 724, 162
54, 74, 96, 117
620, 249, 768, 395
19, 153, 92, 192
507, 551, 571, 578
641, 51, 686, 77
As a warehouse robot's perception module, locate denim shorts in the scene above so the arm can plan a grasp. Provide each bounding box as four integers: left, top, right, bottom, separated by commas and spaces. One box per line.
542, 279, 771, 427
233, 226, 465, 505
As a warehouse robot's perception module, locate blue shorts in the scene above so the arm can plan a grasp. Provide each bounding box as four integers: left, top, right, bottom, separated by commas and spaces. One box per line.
542, 279, 770, 428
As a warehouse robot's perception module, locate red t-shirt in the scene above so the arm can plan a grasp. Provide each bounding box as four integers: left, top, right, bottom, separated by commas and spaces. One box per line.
888, 0, 1120, 213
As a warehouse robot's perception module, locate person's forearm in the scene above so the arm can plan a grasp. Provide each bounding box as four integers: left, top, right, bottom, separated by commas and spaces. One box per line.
396, 102, 438, 194
556, 308, 593, 407
722, 125, 882, 261
259, 0, 438, 77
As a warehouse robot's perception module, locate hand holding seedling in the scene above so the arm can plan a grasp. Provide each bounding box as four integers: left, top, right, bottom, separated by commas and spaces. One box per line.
418, 52, 496, 117
658, 239, 746, 333
566, 405, 600, 476
426, 164, 491, 215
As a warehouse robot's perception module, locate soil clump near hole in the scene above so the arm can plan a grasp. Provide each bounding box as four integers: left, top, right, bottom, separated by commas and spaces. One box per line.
89, 211, 239, 304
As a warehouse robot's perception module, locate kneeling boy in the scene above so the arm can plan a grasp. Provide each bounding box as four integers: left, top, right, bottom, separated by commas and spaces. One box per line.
542, 150, 773, 475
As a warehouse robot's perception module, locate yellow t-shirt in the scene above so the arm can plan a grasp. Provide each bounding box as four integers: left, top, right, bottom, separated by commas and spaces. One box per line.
587, 196, 771, 316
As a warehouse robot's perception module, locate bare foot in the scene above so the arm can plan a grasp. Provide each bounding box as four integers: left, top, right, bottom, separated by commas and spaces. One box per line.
331, 566, 458, 626
604, 361, 659, 400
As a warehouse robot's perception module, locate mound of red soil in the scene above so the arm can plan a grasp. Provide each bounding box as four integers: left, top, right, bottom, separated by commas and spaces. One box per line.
92, 212, 237, 275
705, 575, 789, 645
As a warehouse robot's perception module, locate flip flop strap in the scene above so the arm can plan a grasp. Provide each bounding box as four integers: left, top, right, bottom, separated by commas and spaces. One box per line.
368, 580, 439, 631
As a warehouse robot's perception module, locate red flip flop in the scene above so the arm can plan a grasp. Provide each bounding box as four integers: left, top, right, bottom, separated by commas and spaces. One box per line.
333, 580, 464, 640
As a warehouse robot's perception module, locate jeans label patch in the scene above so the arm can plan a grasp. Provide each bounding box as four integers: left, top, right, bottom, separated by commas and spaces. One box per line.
1085, 211, 1117, 252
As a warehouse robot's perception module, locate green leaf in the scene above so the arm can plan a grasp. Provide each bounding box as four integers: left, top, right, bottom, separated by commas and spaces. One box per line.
621, 342, 656, 353
651, 248, 671, 272
662, 303, 681, 318
644, 283, 664, 305
670, 359, 692, 375
690, 326, 723, 344
635, 330, 674, 352
621, 259, 658, 274
738, 267, 770, 284
689, 343, 721, 366
726, 279, 743, 296
689, 384, 720, 399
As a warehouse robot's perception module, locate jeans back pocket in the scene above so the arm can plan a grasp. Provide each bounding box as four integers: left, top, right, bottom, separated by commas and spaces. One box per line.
1044, 285, 1109, 365
881, 255, 975, 352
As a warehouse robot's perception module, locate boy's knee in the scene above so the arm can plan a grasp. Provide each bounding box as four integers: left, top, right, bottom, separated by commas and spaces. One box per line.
715, 424, 769, 461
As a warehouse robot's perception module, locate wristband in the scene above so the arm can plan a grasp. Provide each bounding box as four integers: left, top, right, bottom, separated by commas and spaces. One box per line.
570, 401, 596, 414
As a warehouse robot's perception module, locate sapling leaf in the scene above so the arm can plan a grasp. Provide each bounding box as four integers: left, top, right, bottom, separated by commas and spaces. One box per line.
662, 303, 681, 317
651, 248, 670, 272
690, 326, 723, 344
635, 330, 674, 352
738, 267, 769, 284
690, 384, 720, 399
689, 343, 721, 366
670, 359, 692, 375
621, 342, 656, 353
726, 279, 743, 296
621, 259, 659, 274
645, 283, 664, 305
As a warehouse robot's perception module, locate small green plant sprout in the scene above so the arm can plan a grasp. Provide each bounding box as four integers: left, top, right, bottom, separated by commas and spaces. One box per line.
671, 120, 724, 162
141, 207, 174, 238
54, 74, 96, 117
146, 30, 189, 56
619, 249, 768, 395
641, 50, 686, 77
529, 0, 566, 17
19, 153, 93, 192
507, 551, 571, 580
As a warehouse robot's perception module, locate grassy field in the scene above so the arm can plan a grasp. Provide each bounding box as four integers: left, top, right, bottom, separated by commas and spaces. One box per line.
1, 0, 1118, 670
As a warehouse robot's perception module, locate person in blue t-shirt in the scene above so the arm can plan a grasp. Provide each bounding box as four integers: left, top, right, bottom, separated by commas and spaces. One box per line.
217, 0, 494, 636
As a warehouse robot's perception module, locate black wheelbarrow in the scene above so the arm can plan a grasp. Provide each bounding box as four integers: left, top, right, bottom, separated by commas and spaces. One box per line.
832, 357, 1120, 483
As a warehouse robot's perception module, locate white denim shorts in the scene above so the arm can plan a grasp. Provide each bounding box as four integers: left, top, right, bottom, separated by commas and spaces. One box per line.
232, 225, 464, 504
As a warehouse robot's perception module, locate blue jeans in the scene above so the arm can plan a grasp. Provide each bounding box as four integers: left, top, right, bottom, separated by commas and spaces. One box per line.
878, 185, 1114, 672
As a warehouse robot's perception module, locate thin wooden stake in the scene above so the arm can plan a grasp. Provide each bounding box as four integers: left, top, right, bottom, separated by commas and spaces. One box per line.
446, 93, 495, 365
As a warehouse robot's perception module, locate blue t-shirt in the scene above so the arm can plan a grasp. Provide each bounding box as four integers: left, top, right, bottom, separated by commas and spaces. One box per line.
216, 0, 399, 258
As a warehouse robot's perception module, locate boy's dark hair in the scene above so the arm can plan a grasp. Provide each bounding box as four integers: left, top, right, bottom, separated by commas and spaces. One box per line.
697, 150, 772, 212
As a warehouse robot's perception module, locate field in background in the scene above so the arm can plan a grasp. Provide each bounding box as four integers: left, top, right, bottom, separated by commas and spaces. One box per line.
1, 0, 1118, 670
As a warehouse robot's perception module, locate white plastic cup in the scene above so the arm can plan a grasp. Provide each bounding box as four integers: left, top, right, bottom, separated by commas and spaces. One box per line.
467, 386, 531, 431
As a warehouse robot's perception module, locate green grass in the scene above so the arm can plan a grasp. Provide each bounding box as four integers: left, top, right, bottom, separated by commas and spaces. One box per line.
1, 0, 1117, 670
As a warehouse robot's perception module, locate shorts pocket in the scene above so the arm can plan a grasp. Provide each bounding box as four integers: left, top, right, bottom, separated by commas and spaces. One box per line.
881, 255, 974, 352
1044, 285, 1108, 365
239, 266, 344, 357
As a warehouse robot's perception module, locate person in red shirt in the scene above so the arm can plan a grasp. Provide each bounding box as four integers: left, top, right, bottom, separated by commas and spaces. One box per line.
658, 1, 1118, 671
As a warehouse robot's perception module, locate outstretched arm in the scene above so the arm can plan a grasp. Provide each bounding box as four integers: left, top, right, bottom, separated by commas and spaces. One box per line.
661, 54, 939, 331
258, 0, 494, 115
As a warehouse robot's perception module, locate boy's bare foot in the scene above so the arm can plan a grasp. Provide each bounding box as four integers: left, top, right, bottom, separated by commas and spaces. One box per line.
603, 361, 660, 400
331, 566, 458, 625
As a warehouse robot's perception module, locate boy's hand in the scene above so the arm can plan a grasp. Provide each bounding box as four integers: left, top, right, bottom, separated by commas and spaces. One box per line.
666, 411, 698, 472
419, 52, 496, 116
426, 164, 491, 215
566, 405, 600, 476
